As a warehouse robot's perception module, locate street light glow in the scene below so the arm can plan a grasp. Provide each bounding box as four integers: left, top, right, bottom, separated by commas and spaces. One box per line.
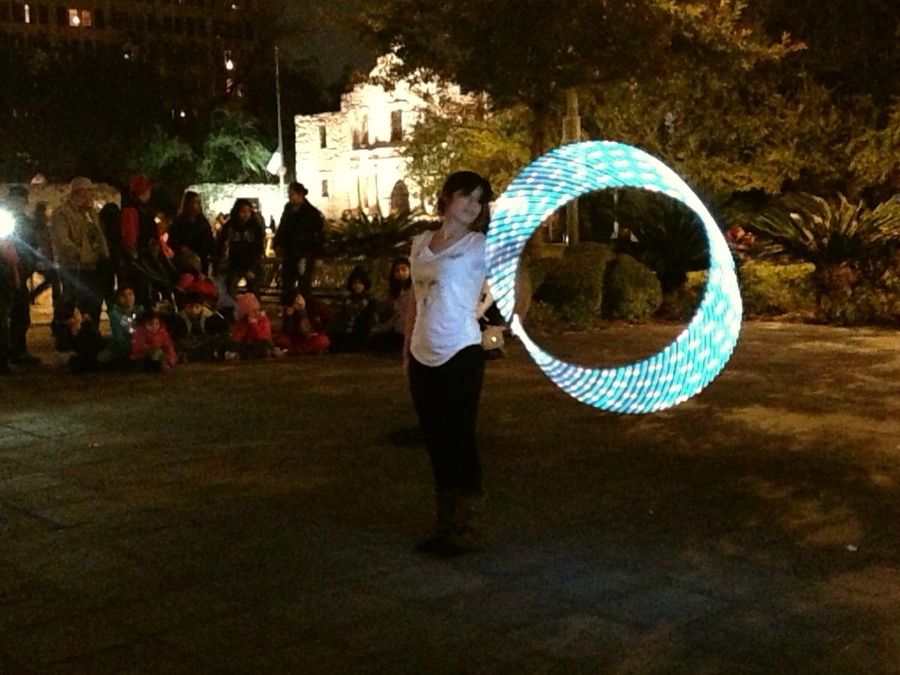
0, 209, 15, 239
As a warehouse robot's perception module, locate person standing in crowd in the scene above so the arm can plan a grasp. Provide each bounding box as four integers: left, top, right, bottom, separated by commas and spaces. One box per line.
5, 186, 39, 365
121, 176, 157, 302
97, 202, 122, 309
29, 201, 60, 306
49, 177, 110, 324
273, 182, 325, 303
404, 171, 494, 558
0, 208, 21, 374
169, 191, 215, 274
216, 198, 266, 298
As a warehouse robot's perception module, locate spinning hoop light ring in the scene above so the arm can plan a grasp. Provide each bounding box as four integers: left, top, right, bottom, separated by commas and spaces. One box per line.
486, 141, 742, 414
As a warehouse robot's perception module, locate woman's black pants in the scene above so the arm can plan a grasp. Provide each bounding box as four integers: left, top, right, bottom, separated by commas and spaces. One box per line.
408, 345, 485, 495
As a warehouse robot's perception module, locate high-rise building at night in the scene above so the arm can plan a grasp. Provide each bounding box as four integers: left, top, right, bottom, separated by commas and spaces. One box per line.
0, 1, 259, 44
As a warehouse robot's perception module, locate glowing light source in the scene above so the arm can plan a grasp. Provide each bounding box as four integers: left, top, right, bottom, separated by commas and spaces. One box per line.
486, 141, 742, 413
0, 209, 15, 239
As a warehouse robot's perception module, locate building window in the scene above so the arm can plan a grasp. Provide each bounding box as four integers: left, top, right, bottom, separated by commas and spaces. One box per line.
319, 125, 327, 149
391, 110, 403, 143
23, 3, 30, 23
68, 8, 92, 27
321, 180, 329, 198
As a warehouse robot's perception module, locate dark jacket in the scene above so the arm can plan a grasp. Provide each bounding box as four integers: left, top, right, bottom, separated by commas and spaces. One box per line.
273, 201, 325, 262
169, 214, 215, 272
218, 216, 265, 273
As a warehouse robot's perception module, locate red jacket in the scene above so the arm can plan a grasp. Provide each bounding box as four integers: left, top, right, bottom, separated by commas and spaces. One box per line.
1, 241, 19, 289
130, 324, 177, 366
231, 314, 272, 344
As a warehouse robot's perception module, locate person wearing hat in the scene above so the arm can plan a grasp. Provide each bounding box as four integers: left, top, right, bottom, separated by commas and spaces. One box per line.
4, 185, 40, 365
273, 181, 325, 304
121, 176, 159, 305
50, 177, 110, 324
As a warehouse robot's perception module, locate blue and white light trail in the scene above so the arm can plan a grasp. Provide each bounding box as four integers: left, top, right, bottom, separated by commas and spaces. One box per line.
486, 141, 742, 413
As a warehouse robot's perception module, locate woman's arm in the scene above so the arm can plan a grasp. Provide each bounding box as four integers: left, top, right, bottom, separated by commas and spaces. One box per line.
476, 279, 493, 320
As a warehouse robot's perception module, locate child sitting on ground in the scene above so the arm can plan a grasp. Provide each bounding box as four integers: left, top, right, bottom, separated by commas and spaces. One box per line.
226, 292, 283, 360
329, 265, 376, 352
130, 309, 177, 372
104, 285, 143, 365
171, 293, 229, 362
53, 302, 109, 373
370, 256, 412, 351
273, 289, 330, 356
175, 253, 219, 310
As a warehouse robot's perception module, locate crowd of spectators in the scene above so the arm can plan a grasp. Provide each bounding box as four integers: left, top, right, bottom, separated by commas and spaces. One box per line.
0, 178, 423, 375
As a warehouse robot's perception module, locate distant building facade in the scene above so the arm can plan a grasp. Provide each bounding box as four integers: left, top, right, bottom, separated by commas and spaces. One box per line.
293, 56, 470, 221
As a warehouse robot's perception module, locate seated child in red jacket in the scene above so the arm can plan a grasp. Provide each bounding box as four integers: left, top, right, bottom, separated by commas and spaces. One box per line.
130, 309, 177, 372
273, 289, 330, 356
175, 253, 219, 310
226, 292, 283, 360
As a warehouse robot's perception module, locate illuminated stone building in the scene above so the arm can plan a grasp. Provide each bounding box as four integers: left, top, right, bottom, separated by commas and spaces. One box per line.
294, 55, 470, 221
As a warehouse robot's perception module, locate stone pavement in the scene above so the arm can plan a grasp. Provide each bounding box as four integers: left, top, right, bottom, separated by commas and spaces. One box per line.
1, 321, 899, 674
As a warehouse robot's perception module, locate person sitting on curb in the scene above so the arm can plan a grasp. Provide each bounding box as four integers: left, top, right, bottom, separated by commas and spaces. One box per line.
130, 309, 177, 372
172, 293, 229, 363
225, 292, 283, 360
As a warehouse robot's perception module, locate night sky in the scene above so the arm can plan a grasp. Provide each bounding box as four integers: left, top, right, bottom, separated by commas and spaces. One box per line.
276, 0, 377, 87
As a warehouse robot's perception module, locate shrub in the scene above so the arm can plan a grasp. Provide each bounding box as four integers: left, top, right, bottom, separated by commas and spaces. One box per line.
741, 193, 900, 315
532, 243, 616, 327
739, 261, 816, 319
601, 253, 663, 320
656, 261, 816, 322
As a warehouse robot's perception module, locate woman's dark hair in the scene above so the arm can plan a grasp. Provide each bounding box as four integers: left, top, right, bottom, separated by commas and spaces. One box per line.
177, 190, 201, 217
346, 265, 371, 293
388, 256, 411, 300
54, 301, 77, 322
282, 288, 307, 307
141, 308, 160, 324
436, 171, 493, 232
229, 198, 253, 222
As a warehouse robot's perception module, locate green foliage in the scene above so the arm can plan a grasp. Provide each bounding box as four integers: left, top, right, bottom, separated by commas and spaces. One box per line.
849, 101, 900, 198
531, 243, 615, 327
744, 193, 900, 284
363, 0, 797, 160
739, 261, 816, 318
404, 105, 531, 204
196, 109, 272, 183
327, 209, 433, 260
583, 189, 710, 292
601, 254, 664, 320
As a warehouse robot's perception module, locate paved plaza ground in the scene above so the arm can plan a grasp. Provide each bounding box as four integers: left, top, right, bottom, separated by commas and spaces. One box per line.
1, 319, 900, 673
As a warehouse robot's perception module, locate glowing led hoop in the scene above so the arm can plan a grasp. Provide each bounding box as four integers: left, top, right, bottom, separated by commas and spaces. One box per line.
487, 141, 742, 413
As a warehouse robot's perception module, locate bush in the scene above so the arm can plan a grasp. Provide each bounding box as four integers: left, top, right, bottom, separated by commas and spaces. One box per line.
739, 261, 816, 319
656, 261, 816, 322
532, 243, 616, 327
601, 253, 663, 320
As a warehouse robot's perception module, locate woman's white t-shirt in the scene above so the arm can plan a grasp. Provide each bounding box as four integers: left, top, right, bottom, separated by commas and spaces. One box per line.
409, 230, 485, 367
